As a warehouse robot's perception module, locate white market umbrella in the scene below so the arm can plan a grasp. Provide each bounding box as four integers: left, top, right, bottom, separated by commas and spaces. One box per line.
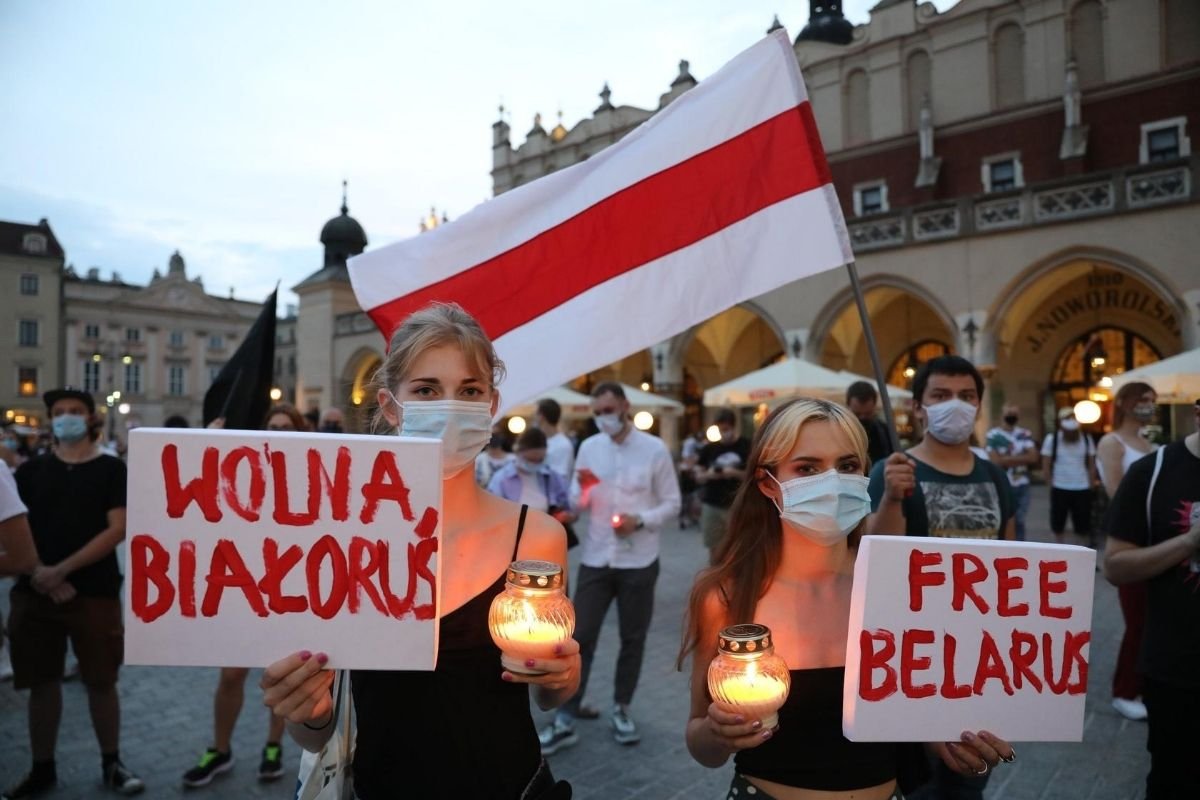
505, 385, 595, 419
617, 383, 684, 411
1111, 347, 1200, 403
703, 358, 910, 406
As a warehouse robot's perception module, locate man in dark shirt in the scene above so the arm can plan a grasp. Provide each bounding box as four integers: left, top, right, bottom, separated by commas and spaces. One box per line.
847, 380, 895, 466
696, 409, 750, 560
6, 388, 144, 797
1103, 399, 1200, 799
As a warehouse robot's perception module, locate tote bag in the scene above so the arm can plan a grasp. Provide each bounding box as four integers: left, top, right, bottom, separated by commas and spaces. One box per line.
295, 670, 355, 800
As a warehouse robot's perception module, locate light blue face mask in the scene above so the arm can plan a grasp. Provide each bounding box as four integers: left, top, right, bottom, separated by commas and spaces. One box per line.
769, 469, 871, 546
52, 413, 89, 443
595, 412, 624, 437
391, 396, 493, 479
516, 457, 541, 474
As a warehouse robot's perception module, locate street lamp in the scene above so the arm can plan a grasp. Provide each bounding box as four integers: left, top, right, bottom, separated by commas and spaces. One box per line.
269, 387, 283, 402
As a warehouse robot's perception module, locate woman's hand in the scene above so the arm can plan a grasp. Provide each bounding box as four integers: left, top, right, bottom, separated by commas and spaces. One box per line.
929, 730, 1015, 777
260, 650, 335, 724
206, 418, 225, 430
703, 703, 776, 754
502, 639, 581, 693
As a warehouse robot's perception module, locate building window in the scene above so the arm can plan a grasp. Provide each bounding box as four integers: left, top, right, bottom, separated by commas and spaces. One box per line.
124, 363, 142, 395
853, 182, 888, 216
125, 327, 141, 342
84, 323, 100, 340
993, 23, 1025, 108
1139, 118, 1190, 164
1069, 0, 1105, 88
83, 360, 101, 393
982, 153, 1024, 192
169, 329, 185, 347
168, 365, 186, 396
19, 274, 38, 295
21, 234, 47, 255
845, 69, 871, 146
18, 320, 38, 347
18, 367, 37, 397
209, 334, 223, 350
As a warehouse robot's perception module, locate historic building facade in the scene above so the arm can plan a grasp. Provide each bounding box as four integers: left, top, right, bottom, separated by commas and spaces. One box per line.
490, 0, 1200, 437
1, 219, 65, 429
60, 252, 264, 432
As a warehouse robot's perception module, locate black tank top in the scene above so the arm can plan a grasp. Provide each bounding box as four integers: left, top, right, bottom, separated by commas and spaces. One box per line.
734, 666, 898, 791
350, 506, 541, 799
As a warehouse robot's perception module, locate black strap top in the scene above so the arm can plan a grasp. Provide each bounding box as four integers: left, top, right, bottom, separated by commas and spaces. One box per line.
734, 666, 898, 791
350, 506, 540, 799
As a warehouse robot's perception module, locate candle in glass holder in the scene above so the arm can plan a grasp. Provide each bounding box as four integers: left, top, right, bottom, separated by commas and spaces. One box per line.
488, 560, 574, 675
707, 623, 791, 729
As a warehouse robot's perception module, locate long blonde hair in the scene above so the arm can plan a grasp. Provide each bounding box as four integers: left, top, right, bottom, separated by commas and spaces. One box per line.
370, 302, 506, 430
677, 398, 868, 668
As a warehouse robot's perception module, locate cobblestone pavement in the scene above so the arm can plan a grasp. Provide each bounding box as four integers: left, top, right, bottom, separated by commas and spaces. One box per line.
0, 485, 1149, 799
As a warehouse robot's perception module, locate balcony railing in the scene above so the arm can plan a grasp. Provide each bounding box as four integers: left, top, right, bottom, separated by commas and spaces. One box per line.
846, 158, 1194, 253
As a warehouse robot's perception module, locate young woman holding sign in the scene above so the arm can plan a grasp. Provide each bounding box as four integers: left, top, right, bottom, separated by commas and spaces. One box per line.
679, 398, 1015, 800
259, 302, 579, 799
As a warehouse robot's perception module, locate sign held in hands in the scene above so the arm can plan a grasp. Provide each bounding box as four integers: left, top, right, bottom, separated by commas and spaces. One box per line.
843, 536, 1095, 742
125, 428, 442, 670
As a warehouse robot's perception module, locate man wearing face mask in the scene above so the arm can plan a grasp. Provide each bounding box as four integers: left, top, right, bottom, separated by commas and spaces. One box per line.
5, 388, 144, 797
865, 357, 1014, 800
985, 404, 1039, 541
1041, 407, 1098, 546
696, 409, 751, 560
539, 382, 681, 754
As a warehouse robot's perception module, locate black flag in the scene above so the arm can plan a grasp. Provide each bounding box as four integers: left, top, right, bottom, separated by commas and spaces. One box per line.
203, 289, 278, 430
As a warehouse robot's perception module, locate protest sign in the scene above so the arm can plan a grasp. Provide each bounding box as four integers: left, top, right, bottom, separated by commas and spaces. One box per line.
125, 428, 442, 670
843, 535, 1095, 742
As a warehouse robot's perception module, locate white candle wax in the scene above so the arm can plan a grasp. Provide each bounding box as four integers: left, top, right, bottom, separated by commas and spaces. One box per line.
716, 673, 789, 728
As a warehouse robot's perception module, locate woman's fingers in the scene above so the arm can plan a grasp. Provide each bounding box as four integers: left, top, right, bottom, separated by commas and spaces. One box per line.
945, 742, 986, 774
271, 668, 334, 721
261, 651, 326, 708
977, 731, 1016, 762
960, 731, 1000, 766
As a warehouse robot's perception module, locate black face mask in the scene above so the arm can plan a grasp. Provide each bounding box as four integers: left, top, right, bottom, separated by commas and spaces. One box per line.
319, 423, 343, 433
1003, 415, 1019, 426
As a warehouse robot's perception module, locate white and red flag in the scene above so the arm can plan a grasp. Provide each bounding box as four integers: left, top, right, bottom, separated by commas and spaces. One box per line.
348, 29, 852, 412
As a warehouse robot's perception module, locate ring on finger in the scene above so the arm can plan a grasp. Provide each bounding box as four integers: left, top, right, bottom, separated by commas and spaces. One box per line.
973, 762, 989, 776
1000, 747, 1016, 764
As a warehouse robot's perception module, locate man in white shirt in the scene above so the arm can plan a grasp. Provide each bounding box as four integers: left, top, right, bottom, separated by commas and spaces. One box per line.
535, 398, 575, 483
985, 403, 1039, 541
1041, 407, 1097, 545
539, 382, 680, 755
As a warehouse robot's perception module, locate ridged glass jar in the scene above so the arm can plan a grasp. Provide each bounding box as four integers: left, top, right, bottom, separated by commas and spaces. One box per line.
707, 623, 791, 729
488, 560, 575, 675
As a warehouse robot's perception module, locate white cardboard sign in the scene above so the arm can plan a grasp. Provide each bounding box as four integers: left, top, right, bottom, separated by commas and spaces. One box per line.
843, 536, 1095, 742
125, 428, 442, 670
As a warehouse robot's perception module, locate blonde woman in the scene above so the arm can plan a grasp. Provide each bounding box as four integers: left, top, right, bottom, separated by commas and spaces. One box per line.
260, 303, 579, 799
679, 398, 1014, 800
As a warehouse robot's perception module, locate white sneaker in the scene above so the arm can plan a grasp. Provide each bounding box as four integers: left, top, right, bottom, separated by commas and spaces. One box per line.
1112, 697, 1148, 721
611, 705, 641, 745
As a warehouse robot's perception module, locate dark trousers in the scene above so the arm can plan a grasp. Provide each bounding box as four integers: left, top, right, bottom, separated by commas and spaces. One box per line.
1050, 487, 1092, 538
1113, 583, 1147, 700
1143, 677, 1200, 798
558, 560, 659, 719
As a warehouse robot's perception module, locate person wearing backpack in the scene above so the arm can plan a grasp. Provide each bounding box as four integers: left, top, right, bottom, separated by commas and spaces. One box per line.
1041, 407, 1098, 546
1103, 398, 1200, 799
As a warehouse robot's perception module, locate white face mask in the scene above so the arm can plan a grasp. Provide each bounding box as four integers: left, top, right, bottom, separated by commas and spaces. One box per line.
769, 469, 871, 547
922, 398, 978, 445
392, 397, 493, 479
1060, 418, 1080, 432
595, 412, 625, 438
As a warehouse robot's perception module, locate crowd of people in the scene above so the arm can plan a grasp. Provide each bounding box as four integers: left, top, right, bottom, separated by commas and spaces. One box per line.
0, 300, 1196, 799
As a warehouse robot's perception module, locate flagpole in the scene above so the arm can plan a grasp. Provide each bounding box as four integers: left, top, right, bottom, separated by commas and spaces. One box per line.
845, 261, 902, 453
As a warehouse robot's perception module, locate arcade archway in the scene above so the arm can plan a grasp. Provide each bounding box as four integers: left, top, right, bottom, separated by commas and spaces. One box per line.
340, 348, 383, 433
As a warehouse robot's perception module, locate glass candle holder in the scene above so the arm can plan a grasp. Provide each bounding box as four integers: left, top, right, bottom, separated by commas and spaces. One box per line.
488, 560, 575, 675
707, 623, 791, 729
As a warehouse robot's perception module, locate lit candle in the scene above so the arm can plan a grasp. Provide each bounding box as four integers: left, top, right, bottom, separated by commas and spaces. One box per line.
708, 624, 791, 729
489, 561, 575, 675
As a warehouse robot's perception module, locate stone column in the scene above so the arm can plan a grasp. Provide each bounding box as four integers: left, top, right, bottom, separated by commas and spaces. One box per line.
784, 328, 811, 362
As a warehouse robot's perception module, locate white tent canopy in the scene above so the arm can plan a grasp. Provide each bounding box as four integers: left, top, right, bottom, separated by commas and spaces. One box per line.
703, 358, 911, 407
1111, 347, 1200, 403
506, 383, 683, 419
